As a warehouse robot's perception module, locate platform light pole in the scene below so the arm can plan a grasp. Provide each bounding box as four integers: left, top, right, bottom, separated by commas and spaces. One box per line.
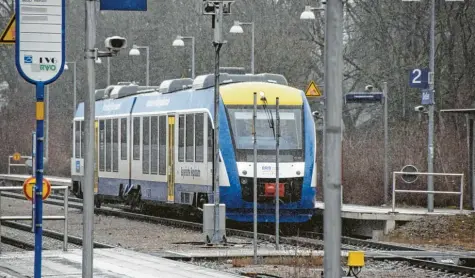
172, 36, 195, 79
323, 0, 343, 276
427, 0, 436, 212
300, 2, 326, 200
229, 21, 254, 74
402, 0, 436, 212
129, 44, 150, 86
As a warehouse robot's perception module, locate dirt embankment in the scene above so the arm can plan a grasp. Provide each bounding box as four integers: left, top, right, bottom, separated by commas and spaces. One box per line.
385, 214, 475, 250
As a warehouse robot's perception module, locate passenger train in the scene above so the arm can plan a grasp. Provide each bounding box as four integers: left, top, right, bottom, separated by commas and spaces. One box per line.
71, 73, 317, 223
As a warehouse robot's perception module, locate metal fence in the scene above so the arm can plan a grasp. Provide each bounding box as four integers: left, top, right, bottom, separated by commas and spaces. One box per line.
392, 171, 464, 213
0, 185, 69, 253
7, 155, 31, 174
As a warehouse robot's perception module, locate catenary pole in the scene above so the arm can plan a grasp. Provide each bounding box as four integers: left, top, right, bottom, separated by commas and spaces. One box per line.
323, 0, 343, 277
83, 0, 96, 276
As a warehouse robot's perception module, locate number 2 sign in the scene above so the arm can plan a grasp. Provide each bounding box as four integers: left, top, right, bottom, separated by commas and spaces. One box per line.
409, 68, 429, 89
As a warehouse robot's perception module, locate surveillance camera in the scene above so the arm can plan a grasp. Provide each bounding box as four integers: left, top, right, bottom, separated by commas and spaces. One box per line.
414, 105, 426, 112
312, 111, 322, 118
104, 36, 127, 53
365, 85, 373, 92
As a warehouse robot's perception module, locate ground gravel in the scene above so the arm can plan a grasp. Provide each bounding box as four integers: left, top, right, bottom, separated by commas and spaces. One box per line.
188, 259, 455, 278
0, 196, 461, 277
0, 196, 250, 252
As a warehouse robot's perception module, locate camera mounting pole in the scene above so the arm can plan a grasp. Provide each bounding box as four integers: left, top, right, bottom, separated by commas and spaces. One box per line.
202, 0, 233, 247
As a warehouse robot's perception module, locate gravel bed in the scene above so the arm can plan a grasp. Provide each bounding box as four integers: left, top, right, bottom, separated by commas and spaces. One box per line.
0, 196, 252, 252
188, 259, 461, 278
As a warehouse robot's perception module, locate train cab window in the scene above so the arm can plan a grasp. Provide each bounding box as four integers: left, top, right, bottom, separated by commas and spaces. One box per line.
195, 114, 204, 162
143, 117, 150, 174
99, 120, 105, 172
178, 115, 185, 162
133, 117, 140, 160
208, 116, 213, 162
120, 118, 127, 160
113, 119, 118, 172
75, 121, 80, 158
151, 116, 158, 175
186, 114, 194, 162
159, 116, 166, 175
106, 119, 112, 172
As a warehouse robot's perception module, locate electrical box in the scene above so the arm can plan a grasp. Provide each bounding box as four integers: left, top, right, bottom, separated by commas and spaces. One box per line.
347, 251, 365, 267
203, 204, 226, 244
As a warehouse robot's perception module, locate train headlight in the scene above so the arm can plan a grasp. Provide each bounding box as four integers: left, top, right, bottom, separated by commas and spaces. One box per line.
241, 178, 248, 185
296, 171, 301, 176
242, 170, 247, 175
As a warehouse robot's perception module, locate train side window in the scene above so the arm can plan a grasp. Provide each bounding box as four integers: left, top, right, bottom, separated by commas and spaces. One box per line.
208, 116, 213, 162
195, 114, 204, 162
133, 117, 140, 160
113, 119, 118, 172
151, 116, 158, 175
80, 120, 84, 159
143, 117, 150, 174
106, 119, 112, 172
159, 116, 166, 175
99, 120, 105, 171
120, 118, 127, 160
186, 114, 194, 162
75, 121, 80, 158
178, 115, 185, 162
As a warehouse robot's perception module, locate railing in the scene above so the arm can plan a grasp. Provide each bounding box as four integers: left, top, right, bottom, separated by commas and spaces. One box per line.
7, 155, 31, 174
392, 171, 464, 213
0, 185, 69, 253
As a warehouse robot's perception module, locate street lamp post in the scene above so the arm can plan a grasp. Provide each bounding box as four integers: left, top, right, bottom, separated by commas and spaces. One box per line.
65, 62, 77, 116
172, 36, 195, 79
229, 21, 254, 74
129, 44, 150, 86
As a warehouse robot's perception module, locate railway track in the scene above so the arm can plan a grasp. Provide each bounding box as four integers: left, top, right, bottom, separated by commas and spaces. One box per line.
2, 191, 475, 276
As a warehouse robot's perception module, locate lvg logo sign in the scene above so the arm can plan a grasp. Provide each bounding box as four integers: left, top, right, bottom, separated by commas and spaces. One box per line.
39, 57, 57, 72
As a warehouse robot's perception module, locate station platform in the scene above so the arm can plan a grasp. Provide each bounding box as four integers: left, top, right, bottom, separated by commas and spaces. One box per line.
0, 174, 71, 187
0, 248, 245, 278
315, 201, 473, 237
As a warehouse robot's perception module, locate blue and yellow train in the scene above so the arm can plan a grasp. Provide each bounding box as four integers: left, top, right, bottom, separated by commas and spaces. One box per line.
71, 73, 317, 223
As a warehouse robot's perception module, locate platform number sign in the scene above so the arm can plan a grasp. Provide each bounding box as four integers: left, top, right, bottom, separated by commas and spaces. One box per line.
409, 68, 429, 89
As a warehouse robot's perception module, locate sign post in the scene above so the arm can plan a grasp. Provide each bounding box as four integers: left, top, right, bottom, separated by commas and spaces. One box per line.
345, 88, 389, 204
15, 0, 65, 277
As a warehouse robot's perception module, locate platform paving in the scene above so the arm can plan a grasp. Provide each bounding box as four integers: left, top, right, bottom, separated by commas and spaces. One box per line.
315, 201, 472, 221
0, 248, 246, 278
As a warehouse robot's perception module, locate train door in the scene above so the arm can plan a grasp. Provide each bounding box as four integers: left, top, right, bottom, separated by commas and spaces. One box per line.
167, 115, 176, 203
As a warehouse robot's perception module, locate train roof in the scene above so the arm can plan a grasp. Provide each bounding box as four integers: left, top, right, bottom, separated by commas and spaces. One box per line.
74, 73, 296, 120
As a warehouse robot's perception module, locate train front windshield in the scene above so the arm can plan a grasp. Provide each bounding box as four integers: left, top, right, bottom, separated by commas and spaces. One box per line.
227, 106, 304, 162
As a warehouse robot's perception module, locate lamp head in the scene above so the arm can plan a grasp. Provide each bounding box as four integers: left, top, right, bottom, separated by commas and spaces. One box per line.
230, 21, 244, 33
172, 36, 185, 47
300, 6, 316, 20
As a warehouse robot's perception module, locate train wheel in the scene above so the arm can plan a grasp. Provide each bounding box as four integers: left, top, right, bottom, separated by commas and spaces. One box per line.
128, 189, 142, 211
94, 196, 102, 208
